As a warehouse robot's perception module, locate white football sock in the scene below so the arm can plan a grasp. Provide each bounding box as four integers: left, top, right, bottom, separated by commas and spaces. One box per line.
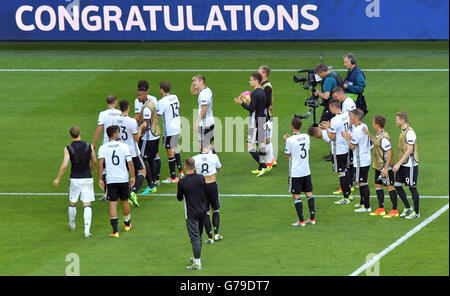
68, 206, 76, 226
84, 206, 92, 234
266, 142, 273, 163
194, 258, 201, 266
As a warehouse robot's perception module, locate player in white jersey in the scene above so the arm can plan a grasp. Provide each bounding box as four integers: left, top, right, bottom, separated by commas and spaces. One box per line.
342, 109, 372, 213
135, 80, 161, 192
320, 99, 353, 205
331, 86, 357, 194
92, 94, 122, 201
192, 145, 223, 244
98, 125, 136, 238
115, 100, 149, 207
191, 75, 215, 153
283, 117, 316, 227
157, 81, 183, 183
92, 94, 122, 149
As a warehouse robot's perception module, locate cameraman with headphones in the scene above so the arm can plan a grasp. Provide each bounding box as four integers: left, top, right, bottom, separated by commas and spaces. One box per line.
313, 63, 345, 161
343, 53, 368, 115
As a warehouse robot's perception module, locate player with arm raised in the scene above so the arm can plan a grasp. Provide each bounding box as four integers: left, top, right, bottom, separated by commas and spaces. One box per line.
363, 116, 400, 218
192, 145, 223, 244
320, 99, 352, 205
53, 126, 97, 238
98, 125, 136, 238
115, 99, 148, 207
342, 109, 372, 213
284, 117, 315, 227
157, 81, 183, 183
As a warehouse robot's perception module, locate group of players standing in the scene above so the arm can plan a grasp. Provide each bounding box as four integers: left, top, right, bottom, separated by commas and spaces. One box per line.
53, 59, 421, 270
284, 56, 421, 228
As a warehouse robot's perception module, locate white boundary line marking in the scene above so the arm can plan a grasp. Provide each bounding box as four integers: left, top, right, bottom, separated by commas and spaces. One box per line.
349, 203, 449, 276
0, 69, 448, 72
0, 192, 447, 198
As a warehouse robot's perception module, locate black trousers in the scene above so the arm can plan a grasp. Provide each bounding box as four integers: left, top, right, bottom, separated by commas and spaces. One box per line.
186, 216, 205, 259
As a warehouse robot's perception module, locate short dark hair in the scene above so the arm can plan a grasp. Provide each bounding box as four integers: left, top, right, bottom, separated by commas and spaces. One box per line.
250, 72, 262, 84
291, 117, 302, 131
194, 74, 206, 84
350, 108, 365, 121
119, 100, 129, 112
159, 81, 171, 93
185, 158, 196, 171
308, 126, 320, 137
331, 86, 345, 95
314, 63, 329, 74
329, 99, 341, 109
373, 116, 386, 128
138, 80, 149, 91
259, 65, 271, 76
70, 126, 80, 138
106, 94, 117, 105
396, 111, 409, 123
106, 125, 119, 138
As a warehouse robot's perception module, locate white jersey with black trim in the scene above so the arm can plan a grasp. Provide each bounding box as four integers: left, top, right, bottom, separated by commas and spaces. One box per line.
285, 133, 311, 178
114, 115, 140, 158
350, 123, 371, 168
198, 87, 215, 127
97, 108, 121, 144
192, 152, 222, 177
98, 141, 132, 184
330, 112, 350, 155
403, 129, 418, 167
156, 94, 181, 137
342, 97, 356, 114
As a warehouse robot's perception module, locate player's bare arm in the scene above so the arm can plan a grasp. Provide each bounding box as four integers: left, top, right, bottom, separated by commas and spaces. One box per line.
90, 144, 97, 175
127, 160, 136, 188
383, 149, 393, 176
362, 125, 376, 143
134, 121, 147, 141
92, 125, 103, 149
341, 130, 356, 150
393, 144, 414, 172
53, 147, 70, 186
98, 158, 105, 190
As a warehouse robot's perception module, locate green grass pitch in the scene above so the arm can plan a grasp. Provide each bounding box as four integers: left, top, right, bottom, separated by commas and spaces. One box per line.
0, 41, 448, 276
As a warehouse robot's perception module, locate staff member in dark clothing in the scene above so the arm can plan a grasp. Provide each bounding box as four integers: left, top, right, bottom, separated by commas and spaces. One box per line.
343, 53, 368, 114
177, 158, 210, 271
53, 126, 97, 238
234, 72, 269, 177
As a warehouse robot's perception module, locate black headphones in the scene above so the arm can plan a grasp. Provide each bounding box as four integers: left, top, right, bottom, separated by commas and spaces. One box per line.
346, 53, 356, 65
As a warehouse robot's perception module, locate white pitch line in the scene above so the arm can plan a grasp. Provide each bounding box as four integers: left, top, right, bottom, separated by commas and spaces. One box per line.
0, 192, 447, 199
349, 203, 449, 276
0, 69, 448, 72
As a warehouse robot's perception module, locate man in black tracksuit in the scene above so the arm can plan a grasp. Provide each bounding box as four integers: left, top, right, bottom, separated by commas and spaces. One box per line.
234, 72, 269, 177
177, 157, 209, 271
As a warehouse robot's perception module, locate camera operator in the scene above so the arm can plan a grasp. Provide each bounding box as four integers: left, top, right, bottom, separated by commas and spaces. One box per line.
313, 63, 344, 122
343, 53, 368, 114
313, 63, 344, 161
